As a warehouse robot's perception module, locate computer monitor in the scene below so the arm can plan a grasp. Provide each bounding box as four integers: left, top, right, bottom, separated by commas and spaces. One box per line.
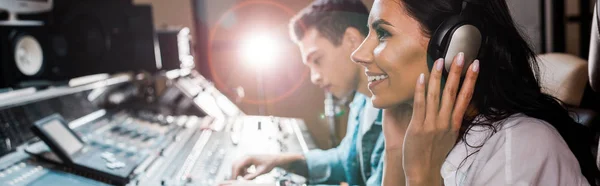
31, 114, 85, 164
0, 0, 53, 26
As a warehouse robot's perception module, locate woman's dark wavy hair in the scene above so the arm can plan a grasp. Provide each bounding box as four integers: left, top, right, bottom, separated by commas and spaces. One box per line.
399, 0, 600, 184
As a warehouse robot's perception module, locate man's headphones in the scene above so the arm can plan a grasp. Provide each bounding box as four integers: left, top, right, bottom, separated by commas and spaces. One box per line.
427, 0, 485, 76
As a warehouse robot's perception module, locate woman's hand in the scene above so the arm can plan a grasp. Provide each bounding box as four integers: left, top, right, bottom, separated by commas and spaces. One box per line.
403, 52, 479, 185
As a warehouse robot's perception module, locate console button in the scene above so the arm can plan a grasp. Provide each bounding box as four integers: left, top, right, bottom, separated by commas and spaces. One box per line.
106, 162, 126, 170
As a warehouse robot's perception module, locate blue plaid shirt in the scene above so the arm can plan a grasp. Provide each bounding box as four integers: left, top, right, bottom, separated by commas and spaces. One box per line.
304, 93, 384, 186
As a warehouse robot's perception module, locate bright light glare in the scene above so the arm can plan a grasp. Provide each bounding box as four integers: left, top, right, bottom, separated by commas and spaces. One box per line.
241, 34, 280, 68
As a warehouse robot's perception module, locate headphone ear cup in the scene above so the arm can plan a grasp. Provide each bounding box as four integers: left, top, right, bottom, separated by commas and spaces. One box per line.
427, 15, 463, 72
427, 15, 482, 76
444, 23, 482, 75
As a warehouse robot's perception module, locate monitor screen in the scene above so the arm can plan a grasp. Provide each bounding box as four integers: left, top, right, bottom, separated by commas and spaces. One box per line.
42, 120, 84, 156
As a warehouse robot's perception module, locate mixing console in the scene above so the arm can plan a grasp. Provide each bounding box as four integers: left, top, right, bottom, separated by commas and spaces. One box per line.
0, 90, 98, 157
135, 116, 315, 186
0, 151, 111, 186
75, 111, 210, 156
0, 72, 317, 186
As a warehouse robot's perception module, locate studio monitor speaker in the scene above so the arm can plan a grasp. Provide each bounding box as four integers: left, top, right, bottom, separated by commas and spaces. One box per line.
0, 25, 68, 88
0, 0, 159, 89
49, 0, 159, 78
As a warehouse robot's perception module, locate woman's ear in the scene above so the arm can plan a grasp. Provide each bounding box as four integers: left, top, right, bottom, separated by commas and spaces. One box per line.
343, 27, 365, 50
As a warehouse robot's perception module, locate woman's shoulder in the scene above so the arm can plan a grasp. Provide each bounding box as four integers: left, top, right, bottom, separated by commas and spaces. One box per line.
493, 113, 564, 143
476, 113, 571, 152
456, 113, 581, 171
477, 113, 584, 171
463, 113, 565, 149
459, 114, 589, 186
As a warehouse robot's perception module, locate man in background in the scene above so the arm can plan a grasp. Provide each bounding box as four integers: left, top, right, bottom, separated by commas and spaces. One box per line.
230, 0, 384, 185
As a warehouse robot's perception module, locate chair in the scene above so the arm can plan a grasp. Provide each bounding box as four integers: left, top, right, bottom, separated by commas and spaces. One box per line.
537, 53, 600, 169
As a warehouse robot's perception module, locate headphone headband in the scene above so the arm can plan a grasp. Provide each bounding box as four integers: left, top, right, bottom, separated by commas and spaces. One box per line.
462, 0, 483, 5
461, 0, 484, 16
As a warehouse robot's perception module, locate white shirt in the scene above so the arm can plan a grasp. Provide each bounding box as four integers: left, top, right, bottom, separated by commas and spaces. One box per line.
442, 113, 590, 186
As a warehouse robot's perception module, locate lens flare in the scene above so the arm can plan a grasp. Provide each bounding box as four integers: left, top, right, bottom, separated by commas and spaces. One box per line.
240, 34, 280, 68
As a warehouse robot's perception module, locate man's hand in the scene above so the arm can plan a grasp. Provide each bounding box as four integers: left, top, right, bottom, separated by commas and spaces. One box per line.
219, 180, 276, 186
231, 154, 305, 180
231, 155, 279, 180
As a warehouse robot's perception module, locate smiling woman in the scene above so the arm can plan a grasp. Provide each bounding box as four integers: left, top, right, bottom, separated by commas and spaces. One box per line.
352, 4, 430, 109
352, 0, 600, 185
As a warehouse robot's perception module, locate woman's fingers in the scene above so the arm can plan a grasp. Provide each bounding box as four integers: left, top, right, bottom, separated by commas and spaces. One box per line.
425, 58, 444, 122
412, 53, 477, 132
452, 60, 479, 130
411, 73, 426, 124
439, 53, 465, 125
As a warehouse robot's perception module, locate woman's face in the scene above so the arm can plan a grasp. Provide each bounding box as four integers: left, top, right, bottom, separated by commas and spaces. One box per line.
351, 0, 430, 109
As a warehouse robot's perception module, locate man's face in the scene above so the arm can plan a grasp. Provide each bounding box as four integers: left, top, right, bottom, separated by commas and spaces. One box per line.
298, 28, 362, 99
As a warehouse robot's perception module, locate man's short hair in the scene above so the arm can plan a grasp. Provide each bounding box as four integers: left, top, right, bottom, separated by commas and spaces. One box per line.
289, 0, 369, 46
